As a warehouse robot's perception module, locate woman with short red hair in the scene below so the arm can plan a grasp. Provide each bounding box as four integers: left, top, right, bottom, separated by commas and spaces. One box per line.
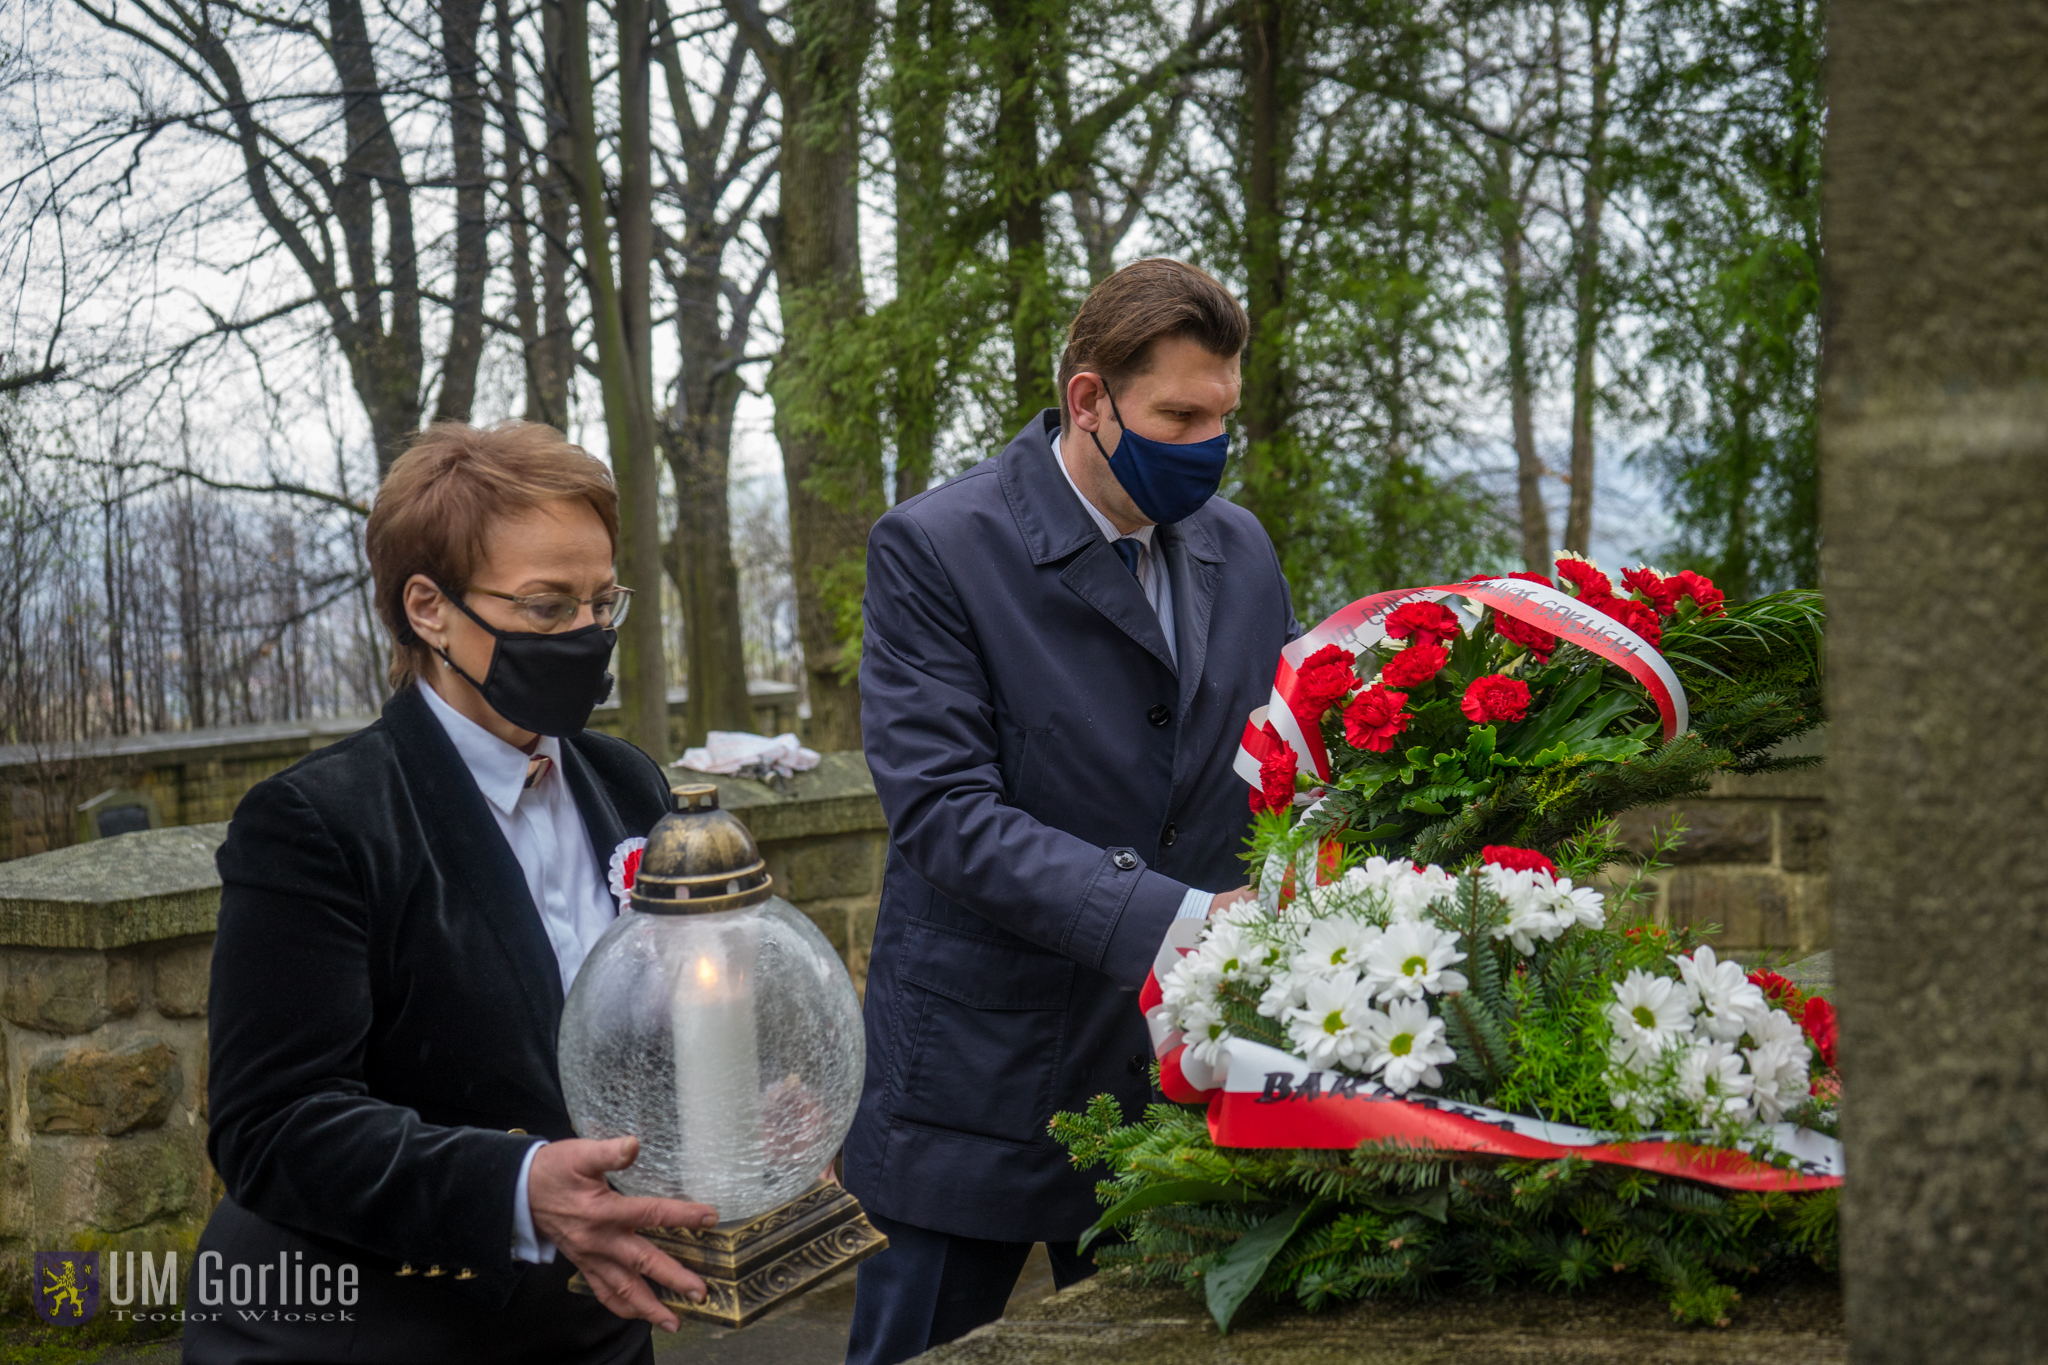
189, 423, 712, 1365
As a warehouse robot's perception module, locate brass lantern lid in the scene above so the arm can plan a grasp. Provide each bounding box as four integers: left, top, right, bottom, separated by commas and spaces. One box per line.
631, 784, 774, 914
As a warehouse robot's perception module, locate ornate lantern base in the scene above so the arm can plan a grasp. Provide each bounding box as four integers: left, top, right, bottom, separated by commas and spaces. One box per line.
569, 1181, 889, 1329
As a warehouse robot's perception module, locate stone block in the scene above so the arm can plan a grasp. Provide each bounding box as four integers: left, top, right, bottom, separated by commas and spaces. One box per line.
799, 901, 850, 957
0, 1144, 28, 1239
1782, 805, 1829, 873
777, 835, 884, 902
107, 950, 141, 1017
1619, 804, 1774, 865
3, 949, 121, 1034
29, 1037, 183, 1135
93, 1128, 203, 1231
153, 936, 213, 1018
1665, 868, 1795, 953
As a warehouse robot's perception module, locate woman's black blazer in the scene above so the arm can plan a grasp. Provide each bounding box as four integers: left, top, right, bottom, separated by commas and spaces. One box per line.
203, 683, 672, 1305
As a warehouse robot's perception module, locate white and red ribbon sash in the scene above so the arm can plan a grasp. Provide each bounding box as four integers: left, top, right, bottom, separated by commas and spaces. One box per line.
1236, 579, 1689, 790
1150, 1036, 1841, 1193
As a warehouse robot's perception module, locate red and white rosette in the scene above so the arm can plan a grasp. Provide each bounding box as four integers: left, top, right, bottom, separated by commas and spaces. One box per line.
608, 836, 647, 913
1235, 578, 1689, 792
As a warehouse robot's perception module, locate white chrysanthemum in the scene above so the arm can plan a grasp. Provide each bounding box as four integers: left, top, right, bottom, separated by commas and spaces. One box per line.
1285, 972, 1383, 1071
1742, 1004, 1804, 1050
1365, 998, 1456, 1094
1193, 923, 1268, 986
1492, 896, 1566, 955
1673, 946, 1767, 1043
1180, 1002, 1233, 1070
1158, 951, 1221, 1016
1362, 920, 1469, 1003
1216, 896, 1272, 929
1604, 1059, 1662, 1125
1744, 1035, 1811, 1123
1544, 878, 1606, 932
1605, 968, 1697, 1066
1255, 973, 1301, 1019
1676, 1038, 1754, 1122
1290, 917, 1381, 978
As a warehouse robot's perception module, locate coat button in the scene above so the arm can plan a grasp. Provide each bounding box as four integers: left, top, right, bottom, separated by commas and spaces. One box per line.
1113, 850, 1138, 871
1127, 1053, 1150, 1076
1148, 703, 1171, 727
1162, 823, 1178, 848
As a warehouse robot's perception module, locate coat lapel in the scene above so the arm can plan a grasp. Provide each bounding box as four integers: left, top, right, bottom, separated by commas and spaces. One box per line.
1158, 514, 1225, 721
1000, 409, 1178, 677
382, 687, 567, 1036
559, 741, 630, 891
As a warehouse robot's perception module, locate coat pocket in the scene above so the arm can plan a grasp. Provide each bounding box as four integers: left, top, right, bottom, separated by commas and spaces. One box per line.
891, 917, 1074, 1145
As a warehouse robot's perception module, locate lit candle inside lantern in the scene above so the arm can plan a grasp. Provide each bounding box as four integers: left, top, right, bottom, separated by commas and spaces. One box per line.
668, 922, 765, 1218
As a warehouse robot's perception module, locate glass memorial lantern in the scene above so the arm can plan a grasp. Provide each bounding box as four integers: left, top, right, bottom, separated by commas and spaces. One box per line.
558, 784, 884, 1327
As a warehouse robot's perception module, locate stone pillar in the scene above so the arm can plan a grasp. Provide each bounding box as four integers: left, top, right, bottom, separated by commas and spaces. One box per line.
1822, 5, 2048, 1361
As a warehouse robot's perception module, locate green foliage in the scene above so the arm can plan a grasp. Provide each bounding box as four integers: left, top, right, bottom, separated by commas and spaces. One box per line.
1055, 1100, 1839, 1331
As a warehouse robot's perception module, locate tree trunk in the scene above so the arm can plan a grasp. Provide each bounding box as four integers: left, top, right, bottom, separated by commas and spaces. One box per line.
564, 0, 668, 761
888, 0, 949, 503
730, 0, 880, 752
533, 0, 575, 429
991, 0, 1053, 430
329, 0, 425, 471
662, 406, 752, 744
1234, 0, 1304, 549
1824, 2, 2048, 1360
1561, 0, 1615, 557
433, 0, 489, 423
1494, 144, 1549, 573
493, 0, 544, 420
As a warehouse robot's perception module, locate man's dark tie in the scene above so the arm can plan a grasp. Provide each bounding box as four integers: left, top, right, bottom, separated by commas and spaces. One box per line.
1111, 537, 1143, 578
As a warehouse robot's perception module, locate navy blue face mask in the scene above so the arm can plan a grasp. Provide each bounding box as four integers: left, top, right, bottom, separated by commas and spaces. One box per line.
1085, 385, 1230, 525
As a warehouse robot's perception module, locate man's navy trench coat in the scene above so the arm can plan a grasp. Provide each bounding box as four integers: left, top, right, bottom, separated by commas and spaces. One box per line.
844, 409, 1299, 1242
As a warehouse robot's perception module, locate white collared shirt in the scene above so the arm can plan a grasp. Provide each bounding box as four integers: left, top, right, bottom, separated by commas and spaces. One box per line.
1049, 439, 1210, 923
420, 679, 617, 1265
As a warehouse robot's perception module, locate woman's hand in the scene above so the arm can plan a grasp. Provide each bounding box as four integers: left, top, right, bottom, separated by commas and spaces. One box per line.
528, 1136, 719, 1332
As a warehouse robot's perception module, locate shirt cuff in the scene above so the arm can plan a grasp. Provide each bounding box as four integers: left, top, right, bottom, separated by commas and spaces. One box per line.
1174, 889, 1215, 921
510, 1140, 557, 1264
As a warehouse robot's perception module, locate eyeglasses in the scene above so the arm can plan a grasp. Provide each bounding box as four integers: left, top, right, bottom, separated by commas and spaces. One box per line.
466, 584, 634, 631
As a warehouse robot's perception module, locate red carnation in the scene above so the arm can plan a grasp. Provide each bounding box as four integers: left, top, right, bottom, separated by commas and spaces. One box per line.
1381, 640, 1448, 687
1621, 566, 1680, 617
1492, 611, 1558, 660
1289, 644, 1359, 727
1343, 684, 1411, 753
1673, 569, 1726, 616
1802, 996, 1838, 1071
1385, 600, 1461, 645
1482, 845, 1558, 877
1250, 727, 1300, 814
1555, 556, 1614, 600
1593, 593, 1663, 647
1507, 571, 1553, 588
1747, 969, 1804, 1012
1461, 673, 1531, 724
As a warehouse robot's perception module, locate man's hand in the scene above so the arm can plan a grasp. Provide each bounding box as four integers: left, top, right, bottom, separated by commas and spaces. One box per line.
1208, 885, 1258, 917
528, 1136, 719, 1332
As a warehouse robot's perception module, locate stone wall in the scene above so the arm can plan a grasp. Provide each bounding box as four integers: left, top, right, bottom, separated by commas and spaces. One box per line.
0, 681, 802, 862
1618, 766, 1828, 961
0, 755, 880, 1313
0, 824, 224, 1309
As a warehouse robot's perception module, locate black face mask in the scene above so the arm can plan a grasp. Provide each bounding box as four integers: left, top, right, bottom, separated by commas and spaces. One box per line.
432, 587, 617, 736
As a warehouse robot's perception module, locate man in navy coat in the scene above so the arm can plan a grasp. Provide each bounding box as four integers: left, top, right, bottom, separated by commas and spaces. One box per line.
844, 259, 1299, 1364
